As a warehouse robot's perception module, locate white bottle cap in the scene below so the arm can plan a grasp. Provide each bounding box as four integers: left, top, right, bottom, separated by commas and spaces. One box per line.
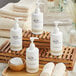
54, 21, 63, 33
29, 37, 38, 50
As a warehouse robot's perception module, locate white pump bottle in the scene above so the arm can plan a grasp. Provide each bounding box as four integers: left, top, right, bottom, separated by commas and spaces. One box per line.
10, 18, 22, 51
26, 37, 39, 73
51, 21, 63, 56
32, 0, 43, 34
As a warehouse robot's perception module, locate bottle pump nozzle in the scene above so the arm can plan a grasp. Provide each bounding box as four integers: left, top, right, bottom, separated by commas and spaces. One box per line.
15, 18, 19, 23
14, 17, 22, 29
35, 0, 44, 13
30, 37, 38, 43
30, 37, 38, 49
54, 21, 63, 33
54, 21, 63, 27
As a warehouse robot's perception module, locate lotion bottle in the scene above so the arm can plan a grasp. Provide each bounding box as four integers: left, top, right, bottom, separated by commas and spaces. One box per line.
51, 21, 63, 56
10, 18, 22, 51
26, 37, 39, 73
32, 0, 43, 34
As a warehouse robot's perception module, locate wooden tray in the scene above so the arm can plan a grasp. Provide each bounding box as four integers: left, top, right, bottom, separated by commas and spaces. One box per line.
23, 30, 50, 48
0, 41, 76, 70
2, 67, 42, 76
2, 67, 68, 76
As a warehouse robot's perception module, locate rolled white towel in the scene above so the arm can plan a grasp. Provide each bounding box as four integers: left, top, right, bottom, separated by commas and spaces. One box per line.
40, 62, 55, 76
52, 63, 66, 76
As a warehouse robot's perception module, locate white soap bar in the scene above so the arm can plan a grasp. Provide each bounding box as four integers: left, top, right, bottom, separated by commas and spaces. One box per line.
40, 62, 55, 76
52, 63, 66, 76
10, 57, 23, 65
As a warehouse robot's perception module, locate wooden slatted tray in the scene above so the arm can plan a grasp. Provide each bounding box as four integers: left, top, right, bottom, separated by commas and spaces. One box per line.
0, 40, 76, 70
23, 30, 50, 48
39, 47, 76, 70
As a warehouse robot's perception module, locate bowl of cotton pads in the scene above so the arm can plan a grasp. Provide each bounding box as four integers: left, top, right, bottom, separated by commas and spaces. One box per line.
8, 57, 25, 71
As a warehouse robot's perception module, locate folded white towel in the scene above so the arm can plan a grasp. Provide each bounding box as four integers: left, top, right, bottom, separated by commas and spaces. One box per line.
0, 21, 31, 37
13, 0, 36, 10
0, 30, 10, 38
13, 8, 29, 13
0, 14, 29, 21
0, 2, 34, 20
0, 27, 30, 38
0, 9, 29, 18
13, 0, 36, 13
0, 12, 32, 21
0, 0, 36, 37
13, 5, 35, 13
0, 17, 31, 30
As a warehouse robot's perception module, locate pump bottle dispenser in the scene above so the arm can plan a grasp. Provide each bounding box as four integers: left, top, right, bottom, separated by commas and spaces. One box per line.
51, 21, 63, 56
26, 37, 39, 73
10, 18, 22, 51
32, 0, 43, 34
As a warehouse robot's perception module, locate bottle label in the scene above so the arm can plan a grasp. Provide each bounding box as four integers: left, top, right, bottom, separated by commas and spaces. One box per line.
10, 31, 22, 46
32, 14, 43, 30
26, 51, 39, 69
51, 35, 63, 52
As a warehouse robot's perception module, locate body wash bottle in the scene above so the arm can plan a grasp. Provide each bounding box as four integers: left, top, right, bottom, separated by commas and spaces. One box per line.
10, 18, 22, 51
26, 37, 39, 73
32, 0, 43, 34
51, 21, 63, 56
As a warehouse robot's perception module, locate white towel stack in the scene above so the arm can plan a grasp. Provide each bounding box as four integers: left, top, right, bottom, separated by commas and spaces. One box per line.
0, 0, 36, 38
